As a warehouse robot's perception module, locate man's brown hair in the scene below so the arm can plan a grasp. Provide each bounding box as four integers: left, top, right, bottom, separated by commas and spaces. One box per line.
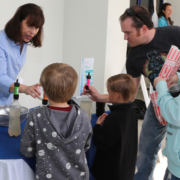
107, 74, 136, 101
120, 5, 154, 30
40, 63, 78, 102
5, 3, 45, 48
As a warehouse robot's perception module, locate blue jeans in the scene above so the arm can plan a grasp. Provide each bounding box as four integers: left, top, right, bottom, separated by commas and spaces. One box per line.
164, 169, 180, 180
134, 102, 167, 180
171, 174, 180, 180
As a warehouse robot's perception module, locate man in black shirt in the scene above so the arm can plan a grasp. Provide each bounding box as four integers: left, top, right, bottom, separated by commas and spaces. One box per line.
82, 5, 180, 180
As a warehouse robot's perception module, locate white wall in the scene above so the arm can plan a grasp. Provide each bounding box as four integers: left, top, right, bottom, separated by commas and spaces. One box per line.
62, 0, 108, 95
104, 0, 130, 93
63, 0, 130, 96
0, 0, 64, 108
62, 0, 130, 113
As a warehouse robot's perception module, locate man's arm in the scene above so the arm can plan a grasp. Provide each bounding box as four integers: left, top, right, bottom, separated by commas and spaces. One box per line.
81, 85, 110, 103
132, 76, 141, 101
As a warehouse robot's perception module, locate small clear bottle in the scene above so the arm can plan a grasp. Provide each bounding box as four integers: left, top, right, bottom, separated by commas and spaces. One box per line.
39, 93, 48, 107
8, 80, 21, 137
42, 98, 48, 106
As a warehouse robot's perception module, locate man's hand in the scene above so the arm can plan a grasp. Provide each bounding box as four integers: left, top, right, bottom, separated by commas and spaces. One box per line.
154, 77, 166, 88
96, 113, 108, 126
81, 85, 101, 101
167, 73, 178, 88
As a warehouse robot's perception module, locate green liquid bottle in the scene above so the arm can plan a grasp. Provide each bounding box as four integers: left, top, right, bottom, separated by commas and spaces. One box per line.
8, 79, 21, 137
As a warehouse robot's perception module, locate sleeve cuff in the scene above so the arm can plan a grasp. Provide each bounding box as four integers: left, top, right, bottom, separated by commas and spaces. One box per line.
0, 75, 14, 93
156, 81, 168, 94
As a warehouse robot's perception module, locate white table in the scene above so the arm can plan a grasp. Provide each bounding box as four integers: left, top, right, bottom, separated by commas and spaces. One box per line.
0, 159, 35, 180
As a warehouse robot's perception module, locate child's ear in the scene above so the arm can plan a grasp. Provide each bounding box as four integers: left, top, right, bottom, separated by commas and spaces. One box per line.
114, 92, 121, 99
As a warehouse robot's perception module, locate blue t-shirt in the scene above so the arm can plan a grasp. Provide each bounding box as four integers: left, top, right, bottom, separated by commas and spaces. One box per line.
0, 30, 28, 105
158, 16, 169, 27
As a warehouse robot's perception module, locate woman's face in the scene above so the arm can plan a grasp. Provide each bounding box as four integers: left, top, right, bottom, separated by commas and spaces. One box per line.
163, 5, 173, 19
20, 18, 39, 42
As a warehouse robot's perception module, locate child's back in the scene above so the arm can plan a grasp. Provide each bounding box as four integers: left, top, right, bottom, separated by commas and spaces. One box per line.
21, 105, 92, 180
92, 102, 137, 180
92, 74, 138, 180
20, 63, 92, 180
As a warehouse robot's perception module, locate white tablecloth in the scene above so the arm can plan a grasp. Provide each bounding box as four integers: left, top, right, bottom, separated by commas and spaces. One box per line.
0, 159, 35, 180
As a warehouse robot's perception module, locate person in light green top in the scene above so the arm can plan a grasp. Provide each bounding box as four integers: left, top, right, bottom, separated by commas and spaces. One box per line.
158, 3, 173, 27
154, 73, 180, 180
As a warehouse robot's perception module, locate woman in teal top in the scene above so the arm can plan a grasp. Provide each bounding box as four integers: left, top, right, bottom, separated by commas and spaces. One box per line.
0, 4, 45, 105
158, 3, 173, 27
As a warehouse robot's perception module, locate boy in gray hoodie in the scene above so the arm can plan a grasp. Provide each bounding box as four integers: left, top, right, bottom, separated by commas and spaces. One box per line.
20, 63, 92, 180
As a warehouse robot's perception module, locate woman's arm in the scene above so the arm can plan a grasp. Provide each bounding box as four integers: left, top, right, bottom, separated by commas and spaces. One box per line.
0, 47, 15, 93
0, 46, 41, 99
9, 83, 41, 98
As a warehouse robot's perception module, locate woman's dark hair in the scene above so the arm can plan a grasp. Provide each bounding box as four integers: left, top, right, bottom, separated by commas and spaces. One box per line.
120, 5, 154, 30
5, 3, 45, 48
158, 3, 173, 25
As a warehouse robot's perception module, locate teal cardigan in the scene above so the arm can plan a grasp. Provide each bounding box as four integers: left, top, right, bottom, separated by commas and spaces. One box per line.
156, 73, 180, 178
158, 16, 169, 27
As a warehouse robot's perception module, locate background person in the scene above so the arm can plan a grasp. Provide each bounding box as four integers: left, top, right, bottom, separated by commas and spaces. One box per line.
158, 3, 173, 27
0, 3, 45, 105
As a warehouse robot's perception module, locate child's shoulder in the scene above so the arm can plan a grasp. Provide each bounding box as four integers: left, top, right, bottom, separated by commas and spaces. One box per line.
28, 106, 45, 117
75, 106, 89, 119
74, 106, 91, 125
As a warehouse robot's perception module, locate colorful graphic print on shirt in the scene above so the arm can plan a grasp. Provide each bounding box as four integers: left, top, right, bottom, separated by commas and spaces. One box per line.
143, 51, 167, 87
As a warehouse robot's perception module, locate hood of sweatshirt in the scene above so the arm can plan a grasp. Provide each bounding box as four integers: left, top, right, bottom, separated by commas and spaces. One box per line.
36, 105, 89, 145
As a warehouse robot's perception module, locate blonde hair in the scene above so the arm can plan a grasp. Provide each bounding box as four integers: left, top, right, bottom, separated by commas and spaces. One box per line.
107, 74, 136, 101
40, 63, 78, 102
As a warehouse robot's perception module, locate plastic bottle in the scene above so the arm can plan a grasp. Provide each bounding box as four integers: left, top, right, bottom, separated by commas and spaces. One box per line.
85, 72, 91, 91
8, 79, 21, 137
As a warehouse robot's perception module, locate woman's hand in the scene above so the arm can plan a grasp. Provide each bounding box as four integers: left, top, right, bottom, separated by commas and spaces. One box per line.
22, 83, 41, 98
96, 113, 108, 126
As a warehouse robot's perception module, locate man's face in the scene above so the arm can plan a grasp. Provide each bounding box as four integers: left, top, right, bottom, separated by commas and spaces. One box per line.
120, 17, 143, 47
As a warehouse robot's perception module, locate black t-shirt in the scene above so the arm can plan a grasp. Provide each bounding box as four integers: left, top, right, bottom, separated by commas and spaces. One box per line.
126, 26, 180, 86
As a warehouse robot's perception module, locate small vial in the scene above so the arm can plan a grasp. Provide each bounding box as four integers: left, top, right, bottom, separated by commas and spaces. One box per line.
42, 93, 48, 106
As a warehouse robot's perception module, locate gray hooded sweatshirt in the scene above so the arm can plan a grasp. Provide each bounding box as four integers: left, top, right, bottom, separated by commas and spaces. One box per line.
20, 105, 92, 180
